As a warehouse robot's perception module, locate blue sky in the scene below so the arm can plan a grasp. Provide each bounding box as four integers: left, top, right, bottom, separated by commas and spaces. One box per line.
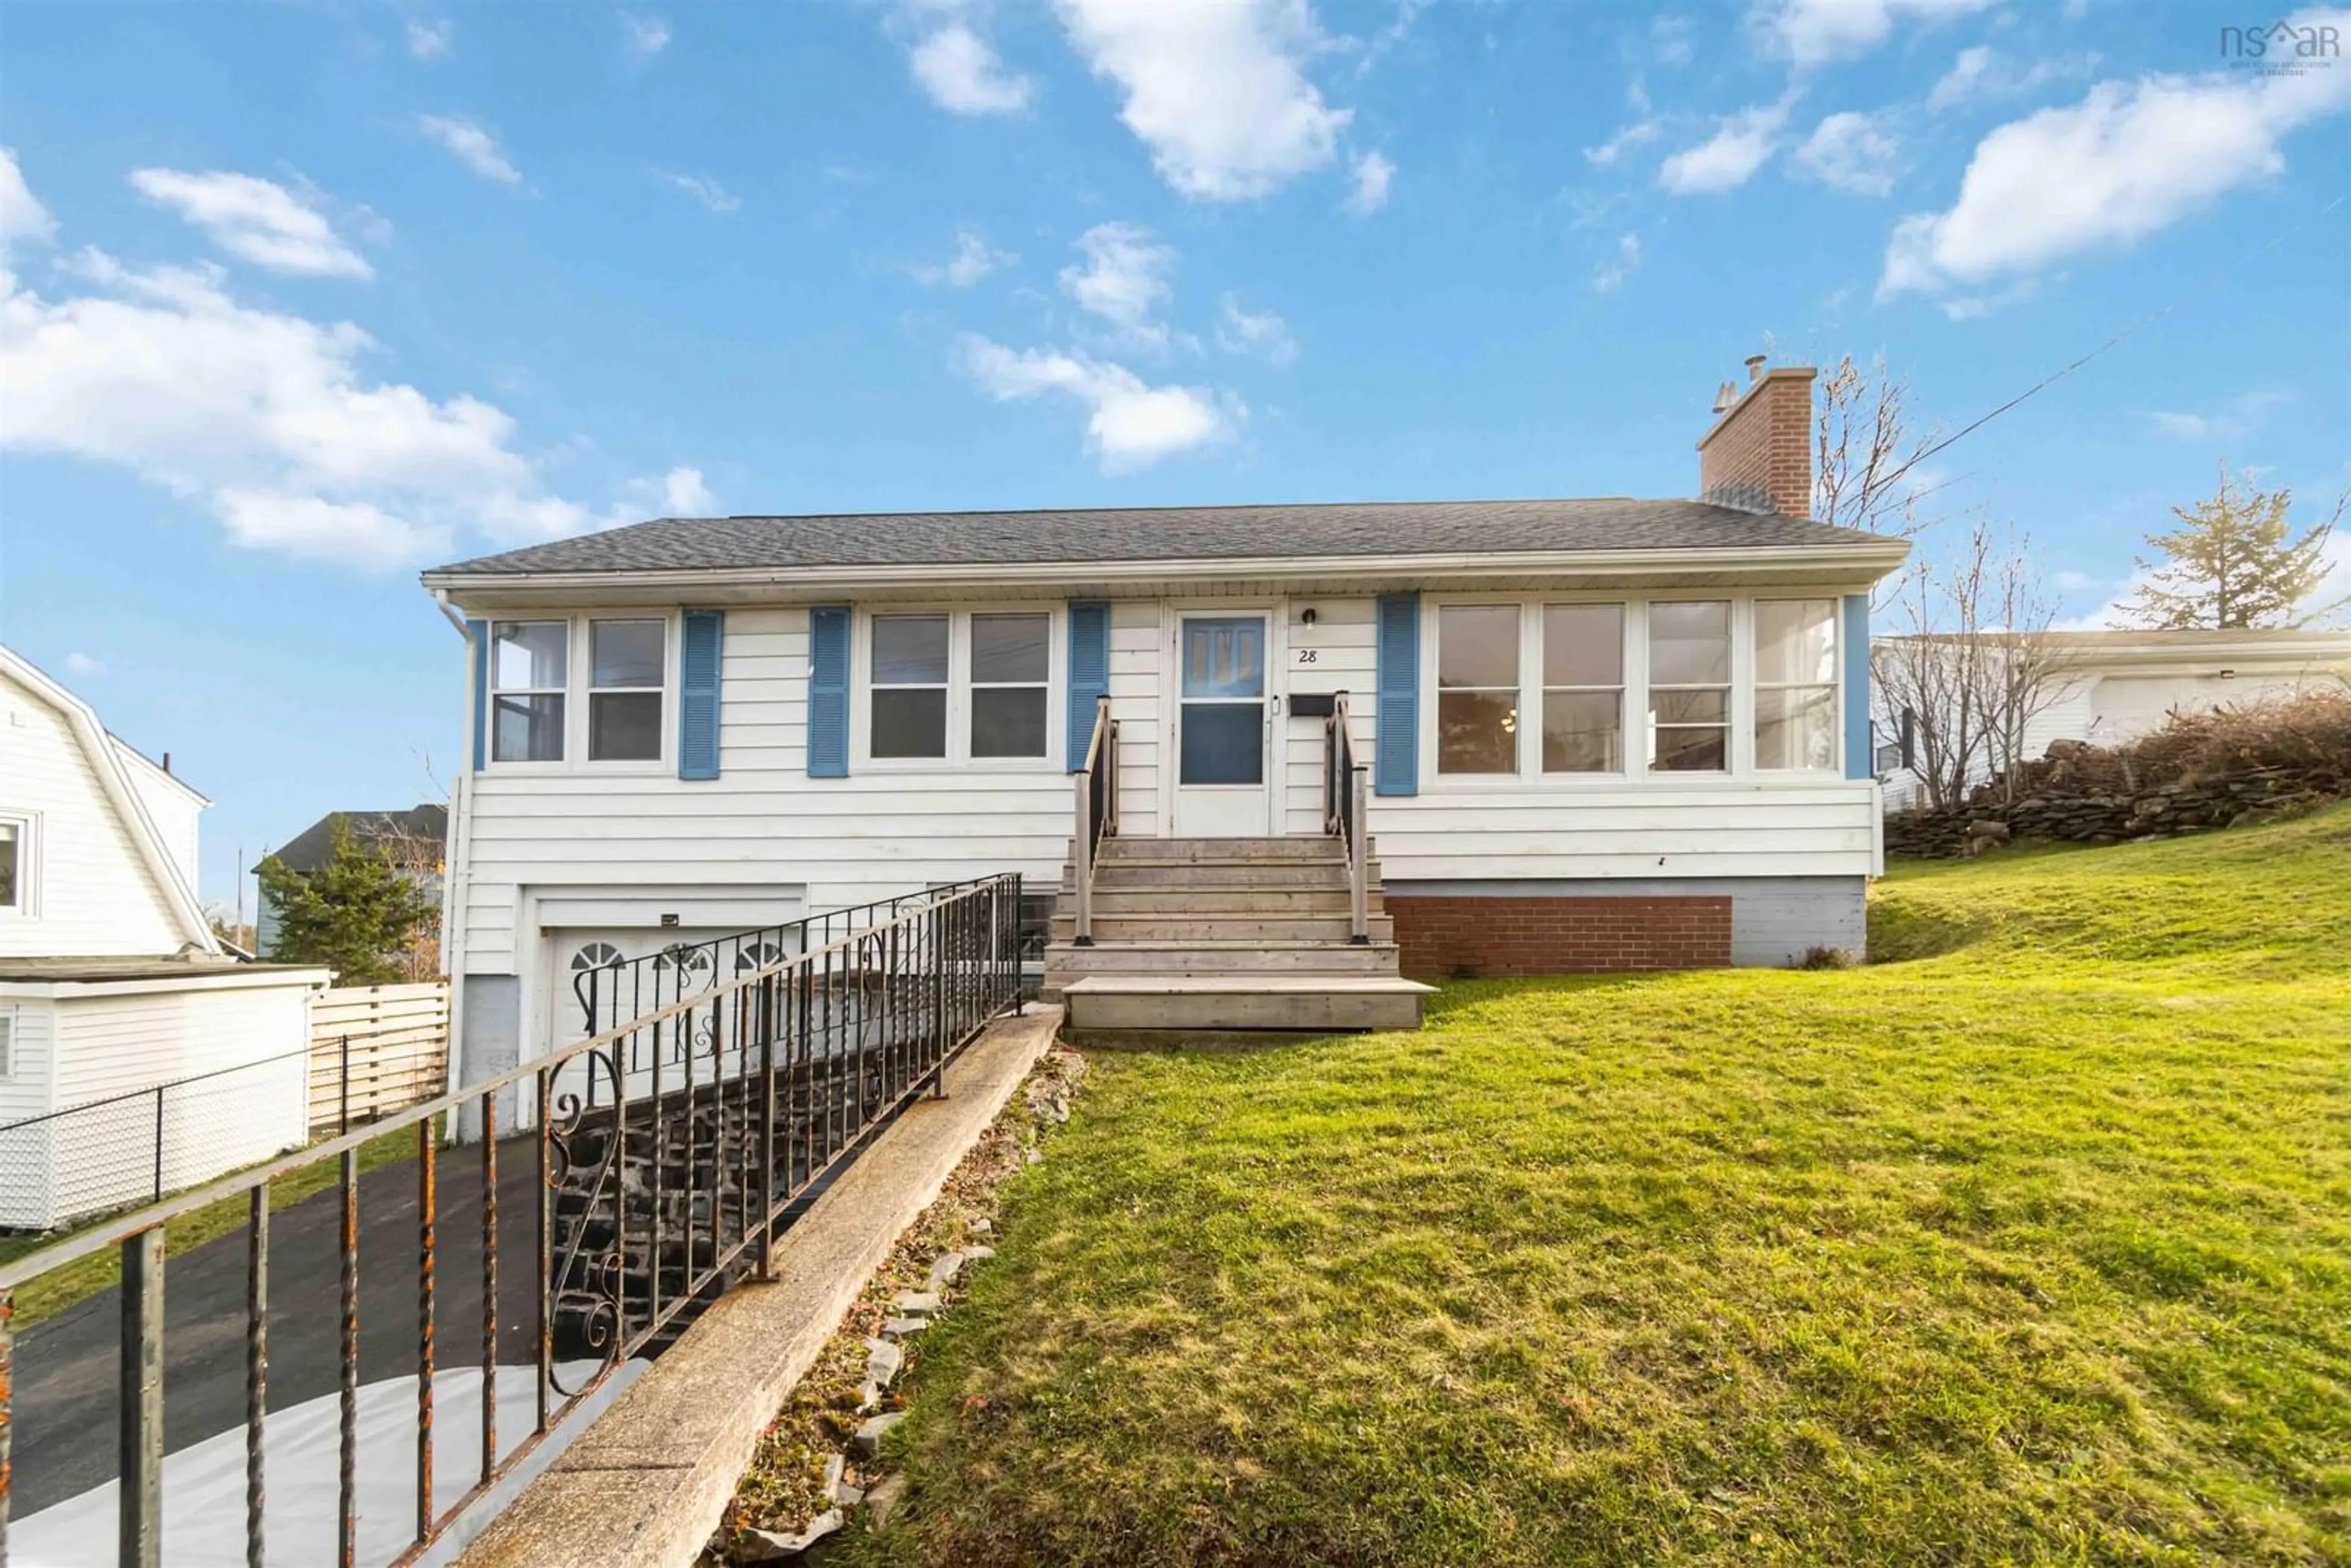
3, 0, 2347, 910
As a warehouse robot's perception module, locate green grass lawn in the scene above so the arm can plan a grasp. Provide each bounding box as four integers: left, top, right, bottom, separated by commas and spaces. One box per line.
849, 805, 2351, 1567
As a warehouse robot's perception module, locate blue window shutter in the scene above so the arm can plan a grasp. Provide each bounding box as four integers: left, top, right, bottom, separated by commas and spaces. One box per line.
1842, 593, 1872, 779
1374, 593, 1419, 797
1067, 602, 1110, 770
808, 606, 850, 778
467, 618, 489, 771
678, 610, 723, 780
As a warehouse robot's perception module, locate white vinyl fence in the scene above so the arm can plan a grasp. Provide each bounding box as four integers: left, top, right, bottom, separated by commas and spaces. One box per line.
309, 981, 451, 1138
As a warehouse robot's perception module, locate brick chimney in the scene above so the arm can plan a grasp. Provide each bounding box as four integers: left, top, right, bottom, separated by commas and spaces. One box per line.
1696, 355, 1817, 517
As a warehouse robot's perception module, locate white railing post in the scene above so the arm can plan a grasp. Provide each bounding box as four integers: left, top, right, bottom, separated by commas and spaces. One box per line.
1349, 765, 1370, 945
1073, 759, 1095, 947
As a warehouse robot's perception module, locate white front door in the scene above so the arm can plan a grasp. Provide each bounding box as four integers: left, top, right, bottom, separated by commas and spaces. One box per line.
1173, 613, 1272, 836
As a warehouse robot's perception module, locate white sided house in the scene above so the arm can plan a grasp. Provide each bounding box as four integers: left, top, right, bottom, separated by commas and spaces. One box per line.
426, 361, 1909, 1078
1877, 628, 2351, 811
0, 646, 330, 1229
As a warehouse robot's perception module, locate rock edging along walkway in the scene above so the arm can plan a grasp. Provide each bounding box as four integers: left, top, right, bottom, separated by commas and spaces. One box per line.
708, 1047, 1087, 1562
451, 1006, 1061, 1568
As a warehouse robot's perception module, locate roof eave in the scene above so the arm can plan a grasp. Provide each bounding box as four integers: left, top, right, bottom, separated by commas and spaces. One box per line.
422, 538, 1913, 600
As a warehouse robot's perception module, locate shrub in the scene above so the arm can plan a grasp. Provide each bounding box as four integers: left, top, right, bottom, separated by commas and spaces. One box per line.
2003, 684, 2351, 800
1798, 944, 1857, 970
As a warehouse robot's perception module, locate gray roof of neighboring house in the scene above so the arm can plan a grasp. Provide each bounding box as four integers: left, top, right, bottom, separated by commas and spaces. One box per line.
424, 500, 1886, 579
271, 805, 448, 874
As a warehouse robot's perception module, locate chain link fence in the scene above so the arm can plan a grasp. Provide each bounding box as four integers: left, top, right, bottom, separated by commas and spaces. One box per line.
2, 1045, 317, 1232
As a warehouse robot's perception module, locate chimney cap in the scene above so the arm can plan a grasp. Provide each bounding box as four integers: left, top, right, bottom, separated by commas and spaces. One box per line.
1744, 353, 1768, 382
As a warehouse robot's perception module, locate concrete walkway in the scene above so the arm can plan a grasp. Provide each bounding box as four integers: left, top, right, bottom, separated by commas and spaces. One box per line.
456, 1005, 1059, 1568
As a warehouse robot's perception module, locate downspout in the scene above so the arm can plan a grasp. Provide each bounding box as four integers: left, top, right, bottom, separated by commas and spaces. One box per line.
430, 587, 474, 1107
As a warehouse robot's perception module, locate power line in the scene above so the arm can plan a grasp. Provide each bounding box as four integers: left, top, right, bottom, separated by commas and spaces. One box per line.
1877, 190, 2349, 497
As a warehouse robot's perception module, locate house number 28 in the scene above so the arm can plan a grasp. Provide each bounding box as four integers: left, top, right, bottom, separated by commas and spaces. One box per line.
1295, 648, 1317, 663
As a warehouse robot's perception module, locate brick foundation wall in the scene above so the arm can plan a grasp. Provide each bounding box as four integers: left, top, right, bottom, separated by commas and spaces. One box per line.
1388, 894, 1733, 978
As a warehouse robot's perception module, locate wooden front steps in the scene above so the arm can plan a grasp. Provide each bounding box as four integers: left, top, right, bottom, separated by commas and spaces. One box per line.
1044, 836, 1430, 1035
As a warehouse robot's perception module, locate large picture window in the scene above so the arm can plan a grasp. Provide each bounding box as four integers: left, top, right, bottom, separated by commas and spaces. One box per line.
1755, 599, 1838, 770
1542, 604, 1624, 773
1648, 601, 1730, 773
867, 610, 1055, 764
1436, 605, 1520, 774
492, 621, 568, 762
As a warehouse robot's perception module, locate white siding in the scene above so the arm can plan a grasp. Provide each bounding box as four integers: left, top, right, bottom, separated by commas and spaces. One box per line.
1280, 597, 1377, 835
0, 667, 187, 957
113, 742, 203, 896
1109, 601, 1162, 831
0, 1001, 56, 1226
2087, 671, 2323, 742
460, 607, 1076, 979
1371, 782, 1879, 880
46, 982, 312, 1226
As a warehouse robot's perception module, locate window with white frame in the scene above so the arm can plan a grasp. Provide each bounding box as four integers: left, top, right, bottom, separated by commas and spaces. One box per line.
1436, 605, 1520, 775
588, 619, 666, 762
969, 613, 1049, 759
868, 611, 1052, 763
1542, 604, 1625, 773
1648, 601, 1731, 773
0, 817, 25, 912
1755, 600, 1839, 770
492, 621, 568, 762
871, 615, 951, 759
0, 1010, 13, 1078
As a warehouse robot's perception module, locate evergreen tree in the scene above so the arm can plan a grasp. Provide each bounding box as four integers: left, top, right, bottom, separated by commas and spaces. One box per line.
2123, 464, 2344, 630
257, 817, 433, 985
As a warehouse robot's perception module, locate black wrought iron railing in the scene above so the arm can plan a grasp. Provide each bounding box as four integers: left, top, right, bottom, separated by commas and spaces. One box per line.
1070, 694, 1118, 947
0, 872, 1024, 1568
566, 875, 1010, 1096
1323, 691, 1371, 944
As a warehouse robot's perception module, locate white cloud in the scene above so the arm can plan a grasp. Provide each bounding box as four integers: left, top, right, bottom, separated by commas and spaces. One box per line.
2141, 390, 2290, 445
1659, 97, 1794, 193
909, 21, 1034, 116
129, 169, 375, 279
1344, 149, 1395, 214
1883, 25, 2351, 298
1651, 14, 1697, 67
1055, 0, 1351, 200
1928, 45, 1995, 110
1, 148, 56, 252
1793, 110, 1903, 196
1059, 222, 1176, 336
1591, 231, 1642, 293
0, 214, 682, 569
659, 171, 740, 213
619, 465, 716, 515
407, 20, 451, 59
621, 13, 671, 58
416, 116, 521, 185
912, 227, 1016, 288
63, 651, 105, 677
1583, 119, 1662, 168
1927, 44, 2091, 111
1216, 293, 1297, 365
960, 336, 1235, 471
1754, 0, 1995, 69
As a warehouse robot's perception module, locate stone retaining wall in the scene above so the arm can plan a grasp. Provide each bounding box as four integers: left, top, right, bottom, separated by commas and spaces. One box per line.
1884, 767, 2333, 858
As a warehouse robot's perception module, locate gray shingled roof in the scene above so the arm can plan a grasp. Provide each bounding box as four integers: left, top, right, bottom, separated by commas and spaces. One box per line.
425, 499, 1885, 579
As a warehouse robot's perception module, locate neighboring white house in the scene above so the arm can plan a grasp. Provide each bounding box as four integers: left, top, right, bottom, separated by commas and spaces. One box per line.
421, 360, 1913, 1082
1877, 628, 2351, 810
0, 646, 331, 1230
